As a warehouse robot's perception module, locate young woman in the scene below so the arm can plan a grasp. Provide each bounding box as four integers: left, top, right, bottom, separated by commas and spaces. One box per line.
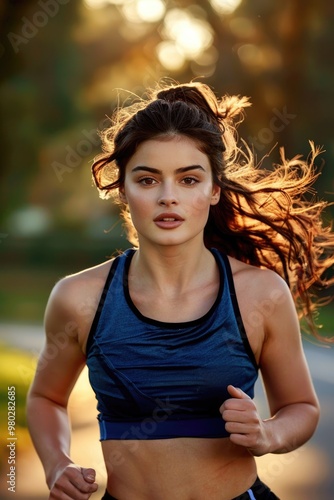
27, 81, 334, 500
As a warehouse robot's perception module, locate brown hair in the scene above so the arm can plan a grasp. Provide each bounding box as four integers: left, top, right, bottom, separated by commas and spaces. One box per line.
92, 80, 334, 341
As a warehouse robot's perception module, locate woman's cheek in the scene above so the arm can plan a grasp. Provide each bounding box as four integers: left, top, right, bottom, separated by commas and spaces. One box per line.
189, 190, 213, 213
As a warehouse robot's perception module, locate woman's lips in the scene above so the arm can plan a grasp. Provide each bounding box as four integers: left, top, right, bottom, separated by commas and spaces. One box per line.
154, 213, 184, 229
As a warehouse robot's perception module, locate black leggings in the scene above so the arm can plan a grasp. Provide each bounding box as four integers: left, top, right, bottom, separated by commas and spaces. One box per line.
101, 477, 280, 499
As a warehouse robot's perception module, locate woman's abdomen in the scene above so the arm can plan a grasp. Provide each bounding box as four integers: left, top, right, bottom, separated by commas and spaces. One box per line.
101, 437, 257, 500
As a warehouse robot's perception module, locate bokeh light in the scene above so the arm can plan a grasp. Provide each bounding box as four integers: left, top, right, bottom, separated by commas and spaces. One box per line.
156, 41, 186, 72
136, 0, 166, 22
84, 0, 114, 8
210, 0, 243, 15
161, 8, 213, 60
122, 0, 166, 23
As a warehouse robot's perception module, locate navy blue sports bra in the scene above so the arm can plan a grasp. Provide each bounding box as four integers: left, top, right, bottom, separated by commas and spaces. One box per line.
86, 248, 258, 440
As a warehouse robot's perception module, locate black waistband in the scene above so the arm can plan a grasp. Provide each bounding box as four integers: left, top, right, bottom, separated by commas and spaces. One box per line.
99, 416, 229, 440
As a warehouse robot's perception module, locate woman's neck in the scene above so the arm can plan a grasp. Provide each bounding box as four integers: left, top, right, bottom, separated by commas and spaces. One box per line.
129, 241, 216, 296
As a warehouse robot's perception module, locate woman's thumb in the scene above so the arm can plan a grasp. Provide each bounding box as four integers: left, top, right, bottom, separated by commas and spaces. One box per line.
81, 467, 96, 483
227, 384, 250, 399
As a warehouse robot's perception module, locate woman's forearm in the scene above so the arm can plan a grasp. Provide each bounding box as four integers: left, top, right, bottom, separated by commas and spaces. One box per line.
222, 386, 320, 458
261, 402, 320, 456
26, 392, 73, 488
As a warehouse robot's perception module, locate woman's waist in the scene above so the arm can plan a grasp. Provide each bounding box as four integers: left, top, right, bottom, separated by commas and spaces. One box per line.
101, 437, 257, 500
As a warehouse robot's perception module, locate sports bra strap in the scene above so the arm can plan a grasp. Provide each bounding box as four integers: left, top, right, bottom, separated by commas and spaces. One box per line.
86, 254, 123, 354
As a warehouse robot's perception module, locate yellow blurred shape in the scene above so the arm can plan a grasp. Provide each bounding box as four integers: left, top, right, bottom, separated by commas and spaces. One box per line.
156, 41, 185, 71
210, 0, 243, 15
162, 9, 213, 59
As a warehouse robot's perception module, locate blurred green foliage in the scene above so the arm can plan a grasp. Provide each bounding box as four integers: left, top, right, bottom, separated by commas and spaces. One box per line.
0, 344, 35, 469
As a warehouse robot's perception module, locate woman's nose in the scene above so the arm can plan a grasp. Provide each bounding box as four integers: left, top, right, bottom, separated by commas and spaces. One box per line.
157, 183, 178, 206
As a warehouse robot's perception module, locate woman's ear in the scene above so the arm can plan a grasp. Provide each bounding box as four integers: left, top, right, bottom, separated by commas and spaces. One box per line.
119, 187, 127, 204
210, 184, 221, 205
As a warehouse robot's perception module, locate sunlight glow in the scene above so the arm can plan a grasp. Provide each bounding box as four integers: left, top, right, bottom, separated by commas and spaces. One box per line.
210, 0, 243, 15
84, 0, 164, 17
84, 0, 132, 8
137, 0, 166, 22
83, 0, 216, 72
162, 9, 213, 59
84, 0, 111, 8
122, 0, 165, 23
156, 41, 185, 71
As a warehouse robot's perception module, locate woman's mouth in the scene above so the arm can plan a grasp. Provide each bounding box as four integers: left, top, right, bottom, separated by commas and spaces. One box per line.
154, 213, 184, 229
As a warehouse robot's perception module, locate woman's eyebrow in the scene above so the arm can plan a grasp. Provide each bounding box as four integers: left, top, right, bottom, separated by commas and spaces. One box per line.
131, 165, 206, 174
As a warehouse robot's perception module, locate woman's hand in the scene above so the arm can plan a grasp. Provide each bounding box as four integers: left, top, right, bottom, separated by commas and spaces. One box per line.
49, 464, 98, 499
220, 385, 271, 457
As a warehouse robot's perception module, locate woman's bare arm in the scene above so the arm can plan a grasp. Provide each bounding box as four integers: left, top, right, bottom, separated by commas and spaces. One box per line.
26, 277, 98, 497
221, 270, 320, 456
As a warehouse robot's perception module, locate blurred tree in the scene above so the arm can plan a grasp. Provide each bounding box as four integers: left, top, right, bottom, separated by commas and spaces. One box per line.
0, 0, 84, 223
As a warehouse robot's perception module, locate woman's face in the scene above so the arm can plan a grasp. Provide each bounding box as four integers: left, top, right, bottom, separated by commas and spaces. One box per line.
120, 135, 221, 248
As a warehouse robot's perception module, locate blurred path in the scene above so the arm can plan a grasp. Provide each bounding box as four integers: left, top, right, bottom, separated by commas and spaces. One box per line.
0, 324, 333, 499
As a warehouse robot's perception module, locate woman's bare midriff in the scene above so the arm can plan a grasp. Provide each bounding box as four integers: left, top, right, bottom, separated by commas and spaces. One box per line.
101, 437, 257, 500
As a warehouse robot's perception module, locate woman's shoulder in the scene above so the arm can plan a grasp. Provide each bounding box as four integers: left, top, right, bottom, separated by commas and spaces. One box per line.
56, 258, 114, 293
226, 256, 296, 356
44, 258, 117, 351
47, 258, 115, 320
227, 255, 290, 301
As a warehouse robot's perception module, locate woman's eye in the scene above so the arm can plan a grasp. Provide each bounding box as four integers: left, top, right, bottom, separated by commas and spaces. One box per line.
139, 177, 157, 185
182, 177, 198, 185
